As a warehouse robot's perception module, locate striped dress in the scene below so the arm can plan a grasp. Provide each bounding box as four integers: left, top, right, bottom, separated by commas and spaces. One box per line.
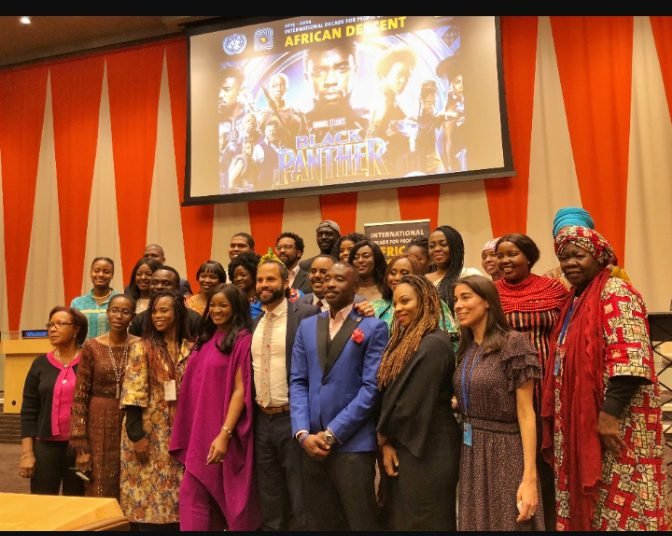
495, 275, 568, 409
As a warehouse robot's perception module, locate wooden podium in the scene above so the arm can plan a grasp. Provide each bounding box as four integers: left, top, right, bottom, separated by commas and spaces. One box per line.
1, 339, 53, 414
0, 493, 129, 530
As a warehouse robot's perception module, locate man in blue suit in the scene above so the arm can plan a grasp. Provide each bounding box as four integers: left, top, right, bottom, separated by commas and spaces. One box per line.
290, 262, 388, 531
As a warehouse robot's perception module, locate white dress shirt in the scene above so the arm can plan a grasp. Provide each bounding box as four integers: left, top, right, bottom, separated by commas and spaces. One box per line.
313, 294, 330, 313
287, 263, 301, 289
251, 299, 289, 407
329, 303, 354, 340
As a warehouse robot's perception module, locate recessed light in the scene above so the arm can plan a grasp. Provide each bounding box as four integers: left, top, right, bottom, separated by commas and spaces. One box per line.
20, 16, 31, 25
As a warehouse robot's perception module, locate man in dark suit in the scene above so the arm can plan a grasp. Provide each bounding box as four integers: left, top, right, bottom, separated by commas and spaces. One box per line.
252, 257, 319, 530
128, 266, 200, 337
276, 232, 312, 295
298, 254, 336, 312
290, 262, 388, 531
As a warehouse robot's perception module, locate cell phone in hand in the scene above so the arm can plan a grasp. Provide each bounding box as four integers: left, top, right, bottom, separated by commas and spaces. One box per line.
71, 468, 91, 482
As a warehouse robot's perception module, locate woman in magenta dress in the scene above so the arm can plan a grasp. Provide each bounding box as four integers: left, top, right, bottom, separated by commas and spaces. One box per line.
170, 283, 260, 531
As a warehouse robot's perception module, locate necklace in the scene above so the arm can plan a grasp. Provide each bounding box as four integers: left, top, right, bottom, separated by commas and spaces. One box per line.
107, 341, 129, 399
54, 349, 78, 366
94, 288, 113, 304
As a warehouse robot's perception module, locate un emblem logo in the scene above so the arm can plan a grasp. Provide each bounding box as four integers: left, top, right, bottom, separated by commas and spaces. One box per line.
223, 34, 247, 55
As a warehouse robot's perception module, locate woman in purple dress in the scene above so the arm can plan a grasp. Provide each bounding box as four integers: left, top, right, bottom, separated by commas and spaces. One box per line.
170, 283, 260, 531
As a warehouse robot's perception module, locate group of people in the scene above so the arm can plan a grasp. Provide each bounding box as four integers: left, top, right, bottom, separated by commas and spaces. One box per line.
218, 40, 468, 194
18, 210, 670, 531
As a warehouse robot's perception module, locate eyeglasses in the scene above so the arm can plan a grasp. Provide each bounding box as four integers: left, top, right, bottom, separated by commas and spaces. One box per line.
108, 308, 133, 316
46, 322, 73, 329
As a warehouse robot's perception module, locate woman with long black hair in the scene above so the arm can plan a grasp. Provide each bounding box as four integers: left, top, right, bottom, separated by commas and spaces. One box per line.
170, 283, 260, 530
425, 225, 479, 311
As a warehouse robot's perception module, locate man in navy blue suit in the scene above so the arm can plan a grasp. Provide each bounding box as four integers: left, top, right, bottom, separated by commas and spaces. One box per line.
290, 262, 388, 530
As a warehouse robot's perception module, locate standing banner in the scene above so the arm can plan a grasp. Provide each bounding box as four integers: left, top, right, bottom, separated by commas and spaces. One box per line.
364, 219, 430, 260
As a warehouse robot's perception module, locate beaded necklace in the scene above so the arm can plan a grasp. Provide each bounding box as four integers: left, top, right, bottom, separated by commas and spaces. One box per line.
107, 342, 129, 399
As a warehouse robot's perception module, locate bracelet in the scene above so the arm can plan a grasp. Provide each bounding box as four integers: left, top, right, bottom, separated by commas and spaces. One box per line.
20, 453, 35, 459
221, 425, 233, 438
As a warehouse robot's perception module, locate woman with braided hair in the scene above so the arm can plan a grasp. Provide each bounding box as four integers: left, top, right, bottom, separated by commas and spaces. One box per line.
426, 225, 480, 312
119, 290, 193, 530
376, 274, 461, 530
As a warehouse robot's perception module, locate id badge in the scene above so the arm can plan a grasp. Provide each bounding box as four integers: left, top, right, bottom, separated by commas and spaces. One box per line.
554, 348, 565, 376
463, 422, 473, 447
164, 379, 177, 401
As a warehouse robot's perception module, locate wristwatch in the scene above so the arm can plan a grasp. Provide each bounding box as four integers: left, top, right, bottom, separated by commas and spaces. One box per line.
323, 429, 337, 447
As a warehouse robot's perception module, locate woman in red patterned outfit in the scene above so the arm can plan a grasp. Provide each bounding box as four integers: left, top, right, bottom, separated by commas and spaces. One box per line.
542, 225, 669, 531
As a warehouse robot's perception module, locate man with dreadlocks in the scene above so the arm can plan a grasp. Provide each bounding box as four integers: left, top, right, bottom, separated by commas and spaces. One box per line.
290, 262, 388, 531
376, 274, 461, 530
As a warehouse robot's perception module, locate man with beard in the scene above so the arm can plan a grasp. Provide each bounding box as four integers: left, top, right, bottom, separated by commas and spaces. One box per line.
299, 220, 341, 271
251, 256, 319, 530
275, 232, 311, 295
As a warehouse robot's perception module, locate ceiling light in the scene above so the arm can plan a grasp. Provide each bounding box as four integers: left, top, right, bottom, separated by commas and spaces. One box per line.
20, 16, 31, 25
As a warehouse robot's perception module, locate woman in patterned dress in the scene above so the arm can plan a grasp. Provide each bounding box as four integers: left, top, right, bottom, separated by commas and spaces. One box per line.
494, 233, 568, 526
452, 275, 544, 531
119, 290, 193, 530
70, 294, 138, 498
541, 226, 669, 531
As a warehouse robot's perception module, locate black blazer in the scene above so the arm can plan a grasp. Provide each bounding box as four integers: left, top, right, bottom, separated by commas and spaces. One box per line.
291, 268, 313, 295
252, 299, 319, 383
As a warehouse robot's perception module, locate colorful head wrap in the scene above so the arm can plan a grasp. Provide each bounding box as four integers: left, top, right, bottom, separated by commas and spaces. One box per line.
482, 237, 500, 253
554, 225, 617, 267
552, 207, 595, 237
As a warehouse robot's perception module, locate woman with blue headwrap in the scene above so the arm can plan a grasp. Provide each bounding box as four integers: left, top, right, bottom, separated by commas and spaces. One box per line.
544, 207, 629, 288
541, 226, 668, 530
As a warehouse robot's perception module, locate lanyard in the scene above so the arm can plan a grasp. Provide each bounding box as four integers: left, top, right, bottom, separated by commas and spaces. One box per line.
460, 345, 483, 417
557, 298, 577, 345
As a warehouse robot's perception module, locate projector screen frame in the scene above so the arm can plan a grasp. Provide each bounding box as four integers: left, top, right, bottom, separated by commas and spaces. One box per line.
183, 15, 514, 207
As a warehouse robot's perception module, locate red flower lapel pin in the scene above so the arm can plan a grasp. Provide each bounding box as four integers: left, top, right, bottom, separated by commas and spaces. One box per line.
351, 328, 365, 344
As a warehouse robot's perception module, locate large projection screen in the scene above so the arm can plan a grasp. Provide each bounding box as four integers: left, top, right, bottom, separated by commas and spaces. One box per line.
185, 16, 513, 205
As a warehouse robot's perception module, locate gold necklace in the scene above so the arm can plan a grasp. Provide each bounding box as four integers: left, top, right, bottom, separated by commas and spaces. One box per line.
94, 288, 113, 304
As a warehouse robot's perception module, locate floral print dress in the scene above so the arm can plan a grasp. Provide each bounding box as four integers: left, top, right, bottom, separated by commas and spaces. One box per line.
119, 339, 191, 524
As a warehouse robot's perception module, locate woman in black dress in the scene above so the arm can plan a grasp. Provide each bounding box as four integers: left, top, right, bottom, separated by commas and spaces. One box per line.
376, 274, 461, 530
